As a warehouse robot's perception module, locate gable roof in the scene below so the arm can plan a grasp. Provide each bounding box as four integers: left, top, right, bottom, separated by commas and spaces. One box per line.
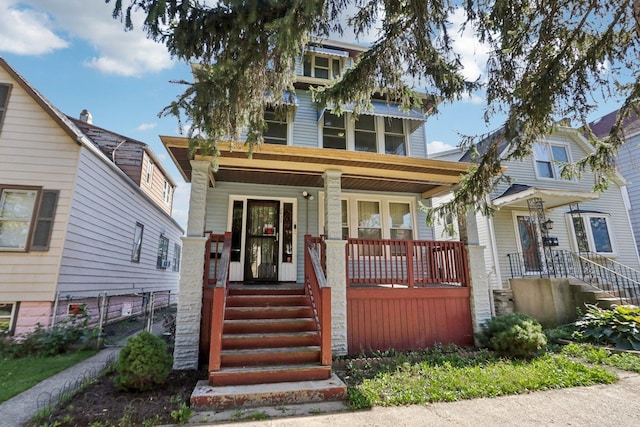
588, 108, 640, 139
459, 128, 510, 163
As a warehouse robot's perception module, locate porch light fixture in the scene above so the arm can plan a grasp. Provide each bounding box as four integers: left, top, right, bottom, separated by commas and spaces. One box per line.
302, 191, 314, 201
542, 219, 554, 231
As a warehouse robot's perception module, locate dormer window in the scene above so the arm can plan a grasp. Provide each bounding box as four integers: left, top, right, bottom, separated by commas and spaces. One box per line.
303, 54, 343, 80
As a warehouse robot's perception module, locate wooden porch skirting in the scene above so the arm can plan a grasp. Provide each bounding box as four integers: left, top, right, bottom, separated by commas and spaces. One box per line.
347, 287, 473, 353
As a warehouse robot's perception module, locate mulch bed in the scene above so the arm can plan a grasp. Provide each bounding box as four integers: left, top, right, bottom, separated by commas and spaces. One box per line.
37, 369, 206, 426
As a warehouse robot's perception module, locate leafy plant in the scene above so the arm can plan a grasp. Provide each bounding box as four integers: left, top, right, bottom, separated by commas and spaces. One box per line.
477, 313, 547, 359
170, 402, 192, 425
573, 304, 640, 350
114, 332, 172, 391
562, 343, 640, 373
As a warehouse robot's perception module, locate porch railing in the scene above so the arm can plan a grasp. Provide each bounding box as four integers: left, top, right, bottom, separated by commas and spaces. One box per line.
205, 232, 232, 372
346, 238, 469, 287
507, 249, 640, 305
304, 235, 331, 366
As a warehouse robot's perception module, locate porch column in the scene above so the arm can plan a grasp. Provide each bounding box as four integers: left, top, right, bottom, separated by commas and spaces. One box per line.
323, 169, 347, 355
173, 159, 210, 370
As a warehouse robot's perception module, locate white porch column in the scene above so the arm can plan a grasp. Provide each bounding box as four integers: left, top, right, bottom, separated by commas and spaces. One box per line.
323, 169, 347, 355
173, 160, 210, 370
467, 244, 492, 337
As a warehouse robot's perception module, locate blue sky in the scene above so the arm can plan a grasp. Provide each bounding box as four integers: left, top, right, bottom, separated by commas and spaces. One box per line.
0, 1, 626, 230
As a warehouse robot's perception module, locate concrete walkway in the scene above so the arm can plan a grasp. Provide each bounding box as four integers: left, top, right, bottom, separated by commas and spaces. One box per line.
0, 347, 121, 427
193, 368, 640, 426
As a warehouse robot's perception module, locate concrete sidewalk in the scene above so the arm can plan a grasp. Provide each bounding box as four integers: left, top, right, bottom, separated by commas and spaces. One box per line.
192, 368, 640, 426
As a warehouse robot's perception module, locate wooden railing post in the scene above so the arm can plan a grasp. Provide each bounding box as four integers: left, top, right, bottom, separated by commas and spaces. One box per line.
406, 240, 414, 288
207, 232, 232, 374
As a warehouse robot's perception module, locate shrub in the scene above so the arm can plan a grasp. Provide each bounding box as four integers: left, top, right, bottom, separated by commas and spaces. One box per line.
477, 313, 547, 359
115, 331, 172, 391
573, 304, 640, 350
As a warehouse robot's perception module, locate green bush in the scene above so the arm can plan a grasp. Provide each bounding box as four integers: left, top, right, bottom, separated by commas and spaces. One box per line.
115, 331, 172, 391
0, 313, 97, 358
573, 304, 640, 350
477, 313, 547, 359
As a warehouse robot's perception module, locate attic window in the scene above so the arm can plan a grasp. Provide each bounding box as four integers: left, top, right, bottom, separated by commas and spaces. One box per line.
0, 84, 11, 136
303, 54, 343, 80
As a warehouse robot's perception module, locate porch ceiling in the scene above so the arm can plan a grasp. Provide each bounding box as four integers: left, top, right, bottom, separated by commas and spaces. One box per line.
492, 184, 599, 210
161, 136, 469, 197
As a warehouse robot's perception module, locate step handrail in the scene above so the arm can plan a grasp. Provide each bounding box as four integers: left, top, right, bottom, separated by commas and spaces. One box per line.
208, 232, 232, 372
305, 235, 331, 366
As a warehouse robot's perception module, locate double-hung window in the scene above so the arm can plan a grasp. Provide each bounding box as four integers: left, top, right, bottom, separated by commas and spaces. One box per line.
354, 115, 377, 152
0, 83, 11, 135
303, 54, 343, 80
172, 243, 181, 272
571, 214, 615, 255
0, 302, 16, 334
264, 108, 288, 145
157, 235, 169, 269
131, 222, 144, 262
145, 160, 154, 186
0, 186, 59, 252
162, 181, 171, 205
323, 112, 346, 149
533, 143, 570, 179
384, 118, 406, 155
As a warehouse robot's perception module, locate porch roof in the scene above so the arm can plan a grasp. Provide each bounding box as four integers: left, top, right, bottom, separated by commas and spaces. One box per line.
160, 137, 470, 198
492, 184, 599, 209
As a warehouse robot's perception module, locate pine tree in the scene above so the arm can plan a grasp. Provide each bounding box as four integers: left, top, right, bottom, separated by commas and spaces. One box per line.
107, 0, 640, 219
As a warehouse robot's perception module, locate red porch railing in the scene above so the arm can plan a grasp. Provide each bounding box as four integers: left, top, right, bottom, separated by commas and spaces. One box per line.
346, 238, 469, 287
304, 235, 331, 366
201, 232, 232, 372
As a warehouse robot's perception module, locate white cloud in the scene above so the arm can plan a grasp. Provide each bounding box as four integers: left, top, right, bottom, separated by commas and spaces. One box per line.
460, 91, 485, 105
449, 8, 492, 82
8, 0, 174, 76
428, 140, 457, 154
136, 122, 157, 131
0, 2, 68, 55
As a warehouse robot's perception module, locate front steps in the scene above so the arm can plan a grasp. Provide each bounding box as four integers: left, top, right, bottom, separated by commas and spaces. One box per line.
191, 285, 345, 410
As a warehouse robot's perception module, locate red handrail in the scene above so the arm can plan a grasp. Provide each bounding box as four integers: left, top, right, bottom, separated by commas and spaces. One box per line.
346, 238, 469, 287
207, 232, 232, 372
304, 235, 331, 366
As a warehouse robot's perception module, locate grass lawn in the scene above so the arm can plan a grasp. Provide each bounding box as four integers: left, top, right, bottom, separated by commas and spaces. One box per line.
0, 350, 96, 403
340, 349, 618, 409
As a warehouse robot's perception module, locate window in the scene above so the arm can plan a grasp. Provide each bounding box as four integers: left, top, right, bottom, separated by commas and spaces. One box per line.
162, 181, 171, 204
323, 112, 346, 150
357, 201, 382, 256
389, 202, 413, 240
157, 235, 169, 269
533, 143, 570, 179
172, 243, 181, 271
384, 118, 406, 155
571, 214, 614, 254
303, 54, 343, 79
0, 302, 16, 334
0, 84, 10, 135
341, 199, 349, 240
145, 160, 154, 186
354, 115, 377, 152
131, 222, 144, 262
0, 186, 39, 251
264, 108, 288, 145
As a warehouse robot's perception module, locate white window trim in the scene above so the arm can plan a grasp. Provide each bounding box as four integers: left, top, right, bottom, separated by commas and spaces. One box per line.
162, 181, 171, 205
145, 160, 154, 186
566, 213, 617, 256
264, 109, 293, 146
533, 141, 571, 181
318, 192, 418, 240
0, 186, 40, 252
319, 112, 410, 156
0, 302, 16, 334
303, 53, 344, 80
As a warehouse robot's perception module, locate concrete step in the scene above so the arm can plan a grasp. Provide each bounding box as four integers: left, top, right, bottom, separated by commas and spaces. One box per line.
222, 331, 321, 350
208, 364, 331, 386
220, 346, 321, 367
191, 374, 347, 410
223, 318, 317, 334
225, 306, 314, 320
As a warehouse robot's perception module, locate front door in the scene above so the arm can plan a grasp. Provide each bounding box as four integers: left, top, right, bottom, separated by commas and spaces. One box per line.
245, 200, 279, 282
517, 215, 542, 272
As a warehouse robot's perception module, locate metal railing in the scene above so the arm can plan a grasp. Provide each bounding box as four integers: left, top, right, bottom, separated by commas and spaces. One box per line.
507, 249, 640, 305
304, 235, 331, 366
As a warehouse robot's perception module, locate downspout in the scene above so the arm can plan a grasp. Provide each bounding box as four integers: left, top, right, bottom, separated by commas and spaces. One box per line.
51, 291, 61, 327
111, 139, 127, 164
486, 196, 500, 316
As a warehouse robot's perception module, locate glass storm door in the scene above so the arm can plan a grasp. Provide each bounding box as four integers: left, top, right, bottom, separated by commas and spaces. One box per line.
517, 216, 542, 272
245, 200, 279, 282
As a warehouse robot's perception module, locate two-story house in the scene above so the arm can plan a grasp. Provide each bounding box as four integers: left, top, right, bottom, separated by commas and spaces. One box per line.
431, 125, 640, 327
0, 58, 183, 336
163, 39, 492, 390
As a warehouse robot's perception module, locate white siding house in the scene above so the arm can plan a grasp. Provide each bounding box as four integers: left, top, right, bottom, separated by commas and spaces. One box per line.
0, 58, 183, 336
